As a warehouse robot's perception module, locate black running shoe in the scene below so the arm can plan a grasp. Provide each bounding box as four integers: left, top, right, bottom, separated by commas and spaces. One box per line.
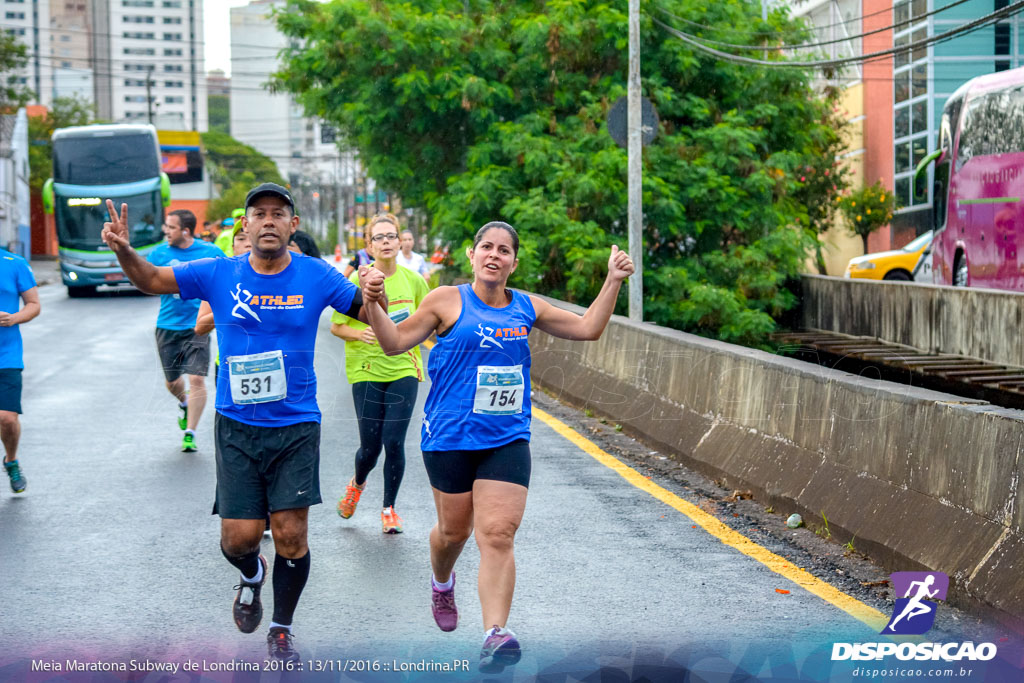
267, 627, 300, 663
232, 554, 267, 633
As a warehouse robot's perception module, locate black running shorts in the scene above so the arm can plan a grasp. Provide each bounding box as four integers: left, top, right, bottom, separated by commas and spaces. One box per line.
155, 327, 210, 382
212, 413, 322, 519
421, 439, 531, 494
0, 368, 22, 414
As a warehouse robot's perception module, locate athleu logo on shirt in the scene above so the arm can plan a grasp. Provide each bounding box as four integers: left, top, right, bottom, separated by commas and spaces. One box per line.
476, 323, 528, 349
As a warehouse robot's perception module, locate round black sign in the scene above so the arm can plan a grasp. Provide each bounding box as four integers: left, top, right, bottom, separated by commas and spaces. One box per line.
607, 96, 659, 148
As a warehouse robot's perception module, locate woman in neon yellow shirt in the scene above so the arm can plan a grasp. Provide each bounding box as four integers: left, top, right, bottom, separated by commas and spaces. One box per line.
331, 213, 430, 533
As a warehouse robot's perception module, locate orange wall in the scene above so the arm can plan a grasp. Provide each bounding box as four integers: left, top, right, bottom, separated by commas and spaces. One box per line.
863, 0, 895, 252
167, 199, 211, 228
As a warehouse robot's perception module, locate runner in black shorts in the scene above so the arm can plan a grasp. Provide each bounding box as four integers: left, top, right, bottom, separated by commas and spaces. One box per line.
0, 247, 40, 494
103, 184, 386, 663
360, 221, 633, 672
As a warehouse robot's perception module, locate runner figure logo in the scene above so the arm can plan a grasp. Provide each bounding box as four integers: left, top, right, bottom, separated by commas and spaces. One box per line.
882, 571, 949, 635
231, 283, 261, 322
476, 323, 503, 349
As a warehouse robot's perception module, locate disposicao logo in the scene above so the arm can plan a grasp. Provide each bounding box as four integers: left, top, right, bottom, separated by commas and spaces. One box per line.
883, 571, 948, 635
831, 571, 997, 663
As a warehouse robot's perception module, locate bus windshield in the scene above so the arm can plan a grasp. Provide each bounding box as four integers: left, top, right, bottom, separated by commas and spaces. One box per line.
53, 133, 162, 185
54, 192, 162, 251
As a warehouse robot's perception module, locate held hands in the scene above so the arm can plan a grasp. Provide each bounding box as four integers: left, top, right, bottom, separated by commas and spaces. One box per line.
101, 200, 131, 251
608, 245, 635, 282
358, 265, 386, 303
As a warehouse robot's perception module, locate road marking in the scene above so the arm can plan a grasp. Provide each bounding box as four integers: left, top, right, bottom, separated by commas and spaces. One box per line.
532, 405, 889, 633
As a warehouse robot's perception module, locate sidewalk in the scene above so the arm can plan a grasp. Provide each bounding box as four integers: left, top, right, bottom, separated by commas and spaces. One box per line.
29, 258, 60, 287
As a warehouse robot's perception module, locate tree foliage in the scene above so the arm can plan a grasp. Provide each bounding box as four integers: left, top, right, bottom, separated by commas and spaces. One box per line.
27, 95, 96, 192
273, 0, 849, 346
839, 181, 896, 253
0, 32, 33, 112
208, 93, 230, 135
200, 131, 285, 220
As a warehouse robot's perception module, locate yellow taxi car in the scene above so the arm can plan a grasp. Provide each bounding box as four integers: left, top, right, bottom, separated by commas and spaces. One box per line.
844, 230, 932, 281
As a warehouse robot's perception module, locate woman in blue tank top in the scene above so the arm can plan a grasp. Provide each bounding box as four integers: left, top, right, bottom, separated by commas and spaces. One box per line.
358, 221, 634, 672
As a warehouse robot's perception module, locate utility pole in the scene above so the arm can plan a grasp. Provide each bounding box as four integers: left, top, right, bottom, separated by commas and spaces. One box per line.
146, 65, 155, 124
627, 0, 643, 321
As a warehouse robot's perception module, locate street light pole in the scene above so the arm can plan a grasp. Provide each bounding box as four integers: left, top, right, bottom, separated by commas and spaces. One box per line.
627, 0, 643, 321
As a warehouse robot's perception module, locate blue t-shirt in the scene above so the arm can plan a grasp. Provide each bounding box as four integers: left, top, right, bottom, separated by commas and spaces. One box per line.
0, 249, 37, 370
421, 284, 537, 451
147, 240, 224, 330
173, 253, 359, 427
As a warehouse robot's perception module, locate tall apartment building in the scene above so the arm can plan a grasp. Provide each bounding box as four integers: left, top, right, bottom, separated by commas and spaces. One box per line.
3, 0, 53, 105
229, 0, 337, 183
92, 0, 206, 131
51, 0, 93, 100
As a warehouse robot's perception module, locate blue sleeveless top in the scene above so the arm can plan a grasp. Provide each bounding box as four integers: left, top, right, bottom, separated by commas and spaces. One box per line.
421, 284, 537, 451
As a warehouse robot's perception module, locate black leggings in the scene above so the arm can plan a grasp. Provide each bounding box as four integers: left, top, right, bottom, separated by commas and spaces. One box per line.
351, 376, 419, 508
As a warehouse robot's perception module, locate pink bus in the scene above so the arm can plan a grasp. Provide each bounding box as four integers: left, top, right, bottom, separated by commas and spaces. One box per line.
916, 66, 1024, 290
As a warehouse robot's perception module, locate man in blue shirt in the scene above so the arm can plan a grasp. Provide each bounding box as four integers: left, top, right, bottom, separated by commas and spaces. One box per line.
0, 248, 40, 494
147, 209, 224, 452
101, 183, 386, 664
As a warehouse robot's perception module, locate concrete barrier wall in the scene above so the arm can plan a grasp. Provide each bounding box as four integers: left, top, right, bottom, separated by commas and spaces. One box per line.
530, 298, 1024, 627
801, 274, 1024, 366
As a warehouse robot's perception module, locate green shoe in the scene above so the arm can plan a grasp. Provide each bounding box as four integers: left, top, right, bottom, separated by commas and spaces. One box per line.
4, 460, 26, 493
177, 402, 188, 430
182, 431, 197, 452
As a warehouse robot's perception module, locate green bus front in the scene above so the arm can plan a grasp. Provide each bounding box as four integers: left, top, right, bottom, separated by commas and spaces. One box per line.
43, 124, 170, 296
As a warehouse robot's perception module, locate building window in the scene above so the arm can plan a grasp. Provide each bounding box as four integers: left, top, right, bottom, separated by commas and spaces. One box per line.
164, 64, 183, 72
5, 28, 26, 36
124, 64, 150, 72
162, 32, 181, 41
59, 34, 70, 42
123, 31, 155, 39
162, 0, 182, 6
163, 80, 183, 87
124, 95, 148, 103
123, 47, 155, 55
5, 11, 25, 19
165, 95, 184, 104
163, 48, 182, 56
124, 78, 146, 86
892, 0, 930, 211
122, 0, 154, 6
162, 16, 181, 24
123, 15, 154, 23
60, 61, 71, 68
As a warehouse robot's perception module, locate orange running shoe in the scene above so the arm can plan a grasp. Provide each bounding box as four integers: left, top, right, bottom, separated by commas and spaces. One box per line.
337, 478, 364, 518
381, 506, 404, 534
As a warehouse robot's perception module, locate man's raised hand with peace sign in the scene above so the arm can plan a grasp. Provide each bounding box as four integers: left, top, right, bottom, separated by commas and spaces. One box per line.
101, 198, 180, 294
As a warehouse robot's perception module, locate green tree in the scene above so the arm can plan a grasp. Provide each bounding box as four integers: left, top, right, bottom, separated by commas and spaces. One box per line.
208, 171, 257, 221
0, 32, 33, 112
208, 93, 230, 135
201, 130, 285, 187
273, 0, 847, 346
27, 95, 96, 192
838, 181, 896, 254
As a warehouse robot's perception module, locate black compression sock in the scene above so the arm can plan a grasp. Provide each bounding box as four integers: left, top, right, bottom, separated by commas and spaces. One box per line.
221, 545, 260, 580
271, 551, 311, 626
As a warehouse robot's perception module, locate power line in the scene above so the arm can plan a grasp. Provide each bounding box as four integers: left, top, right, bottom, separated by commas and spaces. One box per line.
653, 0, 1024, 69
649, 1, 897, 39
656, 0, 978, 53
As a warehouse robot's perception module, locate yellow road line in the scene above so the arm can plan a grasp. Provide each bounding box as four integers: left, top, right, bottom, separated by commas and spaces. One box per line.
532, 405, 889, 632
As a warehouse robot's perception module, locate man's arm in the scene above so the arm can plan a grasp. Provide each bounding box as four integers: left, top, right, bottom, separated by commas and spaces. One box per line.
0, 286, 40, 327
101, 199, 179, 294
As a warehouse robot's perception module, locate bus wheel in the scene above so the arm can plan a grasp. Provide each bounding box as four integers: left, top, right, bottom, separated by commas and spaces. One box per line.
67, 285, 96, 298
883, 270, 912, 281
953, 255, 968, 287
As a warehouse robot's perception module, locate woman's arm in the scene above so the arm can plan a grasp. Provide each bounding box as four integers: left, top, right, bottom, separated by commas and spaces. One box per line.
532, 246, 634, 341
361, 279, 454, 356
330, 321, 377, 344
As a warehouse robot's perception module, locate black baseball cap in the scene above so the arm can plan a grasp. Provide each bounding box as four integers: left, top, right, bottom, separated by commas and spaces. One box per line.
244, 182, 294, 211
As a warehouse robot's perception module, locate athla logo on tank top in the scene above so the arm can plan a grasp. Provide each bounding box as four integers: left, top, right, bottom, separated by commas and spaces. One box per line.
475, 323, 528, 349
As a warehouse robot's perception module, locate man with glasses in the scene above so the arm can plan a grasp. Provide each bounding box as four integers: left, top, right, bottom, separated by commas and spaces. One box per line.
147, 209, 224, 451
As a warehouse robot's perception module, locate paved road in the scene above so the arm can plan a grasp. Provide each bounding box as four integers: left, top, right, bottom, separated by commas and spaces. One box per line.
0, 283, 1016, 681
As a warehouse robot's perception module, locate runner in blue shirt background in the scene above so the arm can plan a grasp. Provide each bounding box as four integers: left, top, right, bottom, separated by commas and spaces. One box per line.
147, 209, 224, 452
101, 183, 386, 664
0, 247, 40, 495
